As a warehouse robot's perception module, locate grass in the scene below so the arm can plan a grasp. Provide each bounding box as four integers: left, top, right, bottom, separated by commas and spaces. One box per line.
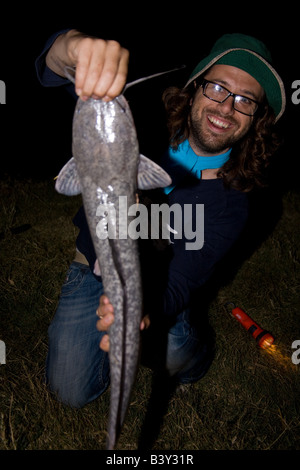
0, 176, 299, 451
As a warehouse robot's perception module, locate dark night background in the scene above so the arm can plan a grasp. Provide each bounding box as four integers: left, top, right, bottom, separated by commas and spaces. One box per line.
0, 6, 299, 454
0, 7, 299, 192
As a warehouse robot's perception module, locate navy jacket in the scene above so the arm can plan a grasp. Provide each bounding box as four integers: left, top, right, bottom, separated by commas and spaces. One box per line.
35, 32, 249, 317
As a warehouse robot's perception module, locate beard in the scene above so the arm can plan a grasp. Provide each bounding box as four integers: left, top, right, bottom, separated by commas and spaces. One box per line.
189, 107, 251, 154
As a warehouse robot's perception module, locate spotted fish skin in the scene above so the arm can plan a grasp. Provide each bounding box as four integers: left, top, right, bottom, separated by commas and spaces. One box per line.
72, 95, 142, 450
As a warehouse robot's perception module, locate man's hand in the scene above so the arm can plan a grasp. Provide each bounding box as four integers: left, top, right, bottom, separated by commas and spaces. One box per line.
96, 295, 150, 352
96, 295, 114, 352
46, 29, 129, 101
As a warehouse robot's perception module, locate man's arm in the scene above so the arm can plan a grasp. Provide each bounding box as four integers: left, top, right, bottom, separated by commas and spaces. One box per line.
45, 29, 129, 101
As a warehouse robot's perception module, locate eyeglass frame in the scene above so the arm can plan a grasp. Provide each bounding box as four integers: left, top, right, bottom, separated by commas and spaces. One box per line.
200, 79, 261, 116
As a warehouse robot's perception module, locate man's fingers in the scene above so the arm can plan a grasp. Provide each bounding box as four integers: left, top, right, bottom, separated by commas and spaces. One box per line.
99, 295, 114, 314
96, 311, 114, 331
94, 42, 129, 100
140, 314, 151, 331
76, 39, 106, 98
96, 295, 114, 333
96, 295, 113, 352
100, 334, 110, 352
72, 37, 100, 96
74, 38, 129, 100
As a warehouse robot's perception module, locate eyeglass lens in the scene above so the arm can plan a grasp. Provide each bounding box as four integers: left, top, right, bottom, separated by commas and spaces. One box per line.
203, 81, 258, 116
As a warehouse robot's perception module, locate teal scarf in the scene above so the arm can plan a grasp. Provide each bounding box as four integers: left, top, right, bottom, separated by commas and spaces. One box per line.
163, 139, 231, 194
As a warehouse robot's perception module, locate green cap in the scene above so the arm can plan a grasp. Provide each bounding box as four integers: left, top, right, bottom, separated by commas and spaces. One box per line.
185, 33, 286, 121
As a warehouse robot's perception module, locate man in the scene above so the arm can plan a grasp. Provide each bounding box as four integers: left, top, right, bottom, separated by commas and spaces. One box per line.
36, 30, 285, 407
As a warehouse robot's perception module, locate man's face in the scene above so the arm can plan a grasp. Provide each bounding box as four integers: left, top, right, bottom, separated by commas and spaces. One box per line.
189, 64, 264, 156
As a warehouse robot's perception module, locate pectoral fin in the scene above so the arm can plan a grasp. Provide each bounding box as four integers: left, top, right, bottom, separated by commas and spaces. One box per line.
137, 154, 172, 190
55, 157, 82, 196
55, 154, 172, 196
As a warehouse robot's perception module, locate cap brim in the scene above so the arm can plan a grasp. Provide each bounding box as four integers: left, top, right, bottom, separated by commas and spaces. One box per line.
185, 48, 286, 122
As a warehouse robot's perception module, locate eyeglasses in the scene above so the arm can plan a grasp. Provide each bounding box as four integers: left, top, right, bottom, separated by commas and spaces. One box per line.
201, 79, 260, 116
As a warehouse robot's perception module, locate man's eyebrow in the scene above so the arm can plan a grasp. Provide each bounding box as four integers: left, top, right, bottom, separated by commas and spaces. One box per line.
209, 78, 260, 100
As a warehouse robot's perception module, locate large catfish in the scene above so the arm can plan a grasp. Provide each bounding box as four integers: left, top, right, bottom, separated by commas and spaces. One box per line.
55, 90, 171, 449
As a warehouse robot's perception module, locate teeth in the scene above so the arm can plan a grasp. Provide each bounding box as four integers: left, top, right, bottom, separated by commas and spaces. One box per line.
208, 116, 230, 129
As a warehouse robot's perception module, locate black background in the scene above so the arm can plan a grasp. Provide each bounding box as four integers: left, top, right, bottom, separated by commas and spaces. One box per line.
0, 6, 299, 191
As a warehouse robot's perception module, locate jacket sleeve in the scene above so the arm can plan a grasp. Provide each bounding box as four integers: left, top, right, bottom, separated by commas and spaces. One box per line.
160, 186, 249, 317
35, 29, 76, 96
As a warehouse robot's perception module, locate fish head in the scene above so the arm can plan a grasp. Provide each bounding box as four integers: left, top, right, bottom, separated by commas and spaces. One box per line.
55, 95, 171, 196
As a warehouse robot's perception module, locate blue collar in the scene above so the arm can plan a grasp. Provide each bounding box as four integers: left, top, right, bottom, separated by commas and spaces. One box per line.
163, 139, 231, 194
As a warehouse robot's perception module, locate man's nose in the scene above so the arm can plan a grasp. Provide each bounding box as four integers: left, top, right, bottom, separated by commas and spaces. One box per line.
217, 95, 235, 115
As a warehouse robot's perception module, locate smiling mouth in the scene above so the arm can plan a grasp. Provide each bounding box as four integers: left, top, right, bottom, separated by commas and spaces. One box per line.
207, 115, 232, 130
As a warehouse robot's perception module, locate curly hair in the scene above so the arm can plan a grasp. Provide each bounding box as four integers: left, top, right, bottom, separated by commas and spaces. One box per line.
162, 80, 282, 192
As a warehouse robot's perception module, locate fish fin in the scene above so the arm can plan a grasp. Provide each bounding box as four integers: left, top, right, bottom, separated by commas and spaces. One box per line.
137, 154, 172, 190
55, 157, 82, 196
55, 153, 171, 194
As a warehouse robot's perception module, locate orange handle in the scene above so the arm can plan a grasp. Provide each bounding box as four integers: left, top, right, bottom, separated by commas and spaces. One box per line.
229, 305, 274, 349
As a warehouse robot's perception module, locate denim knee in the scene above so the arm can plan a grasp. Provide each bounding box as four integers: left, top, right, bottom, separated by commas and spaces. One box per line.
46, 262, 110, 407
141, 309, 214, 383
46, 361, 110, 408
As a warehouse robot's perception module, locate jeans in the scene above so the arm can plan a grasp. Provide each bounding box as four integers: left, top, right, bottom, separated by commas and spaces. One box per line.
46, 262, 213, 408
